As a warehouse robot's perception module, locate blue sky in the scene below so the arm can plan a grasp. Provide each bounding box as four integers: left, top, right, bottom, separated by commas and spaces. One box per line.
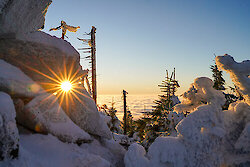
44, 0, 250, 95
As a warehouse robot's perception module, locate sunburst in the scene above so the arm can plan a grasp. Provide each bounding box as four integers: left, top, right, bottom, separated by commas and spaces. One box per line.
21, 59, 92, 112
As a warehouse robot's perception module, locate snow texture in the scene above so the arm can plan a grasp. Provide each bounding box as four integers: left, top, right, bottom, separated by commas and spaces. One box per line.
17, 31, 79, 56
223, 102, 250, 165
216, 54, 250, 105
0, 134, 110, 167
81, 138, 126, 167
0, 59, 43, 97
0, 0, 8, 14
62, 89, 112, 139
148, 137, 187, 167
0, 92, 19, 160
174, 77, 225, 113
124, 143, 149, 167
16, 93, 92, 143
0, 0, 51, 35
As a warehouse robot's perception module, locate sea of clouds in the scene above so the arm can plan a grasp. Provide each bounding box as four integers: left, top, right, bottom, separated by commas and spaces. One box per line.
97, 95, 158, 120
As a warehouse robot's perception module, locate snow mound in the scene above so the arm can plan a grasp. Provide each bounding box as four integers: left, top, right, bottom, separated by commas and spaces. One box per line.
0, 59, 43, 97
175, 77, 225, 113
62, 89, 112, 139
148, 137, 187, 167
216, 54, 250, 105
81, 138, 126, 167
0, 134, 110, 167
17, 31, 79, 56
0, 92, 19, 160
0, 0, 51, 35
16, 93, 92, 143
124, 143, 149, 167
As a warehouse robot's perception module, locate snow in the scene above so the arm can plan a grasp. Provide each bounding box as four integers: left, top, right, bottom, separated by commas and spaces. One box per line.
16, 93, 92, 143
0, 134, 110, 167
124, 143, 149, 167
0, 59, 43, 97
174, 77, 225, 113
63, 89, 112, 139
148, 137, 187, 167
0, 0, 8, 14
17, 31, 79, 56
216, 54, 250, 105
81, 138, 126, 167
0, 92, 19, 160
234, 122, 250, 152
0, 0, 51, 35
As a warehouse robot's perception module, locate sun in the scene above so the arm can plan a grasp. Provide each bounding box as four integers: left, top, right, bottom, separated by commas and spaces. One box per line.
61, 81, 72, 92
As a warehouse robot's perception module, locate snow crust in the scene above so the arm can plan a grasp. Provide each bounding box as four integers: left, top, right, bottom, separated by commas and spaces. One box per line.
124, 143, 149, 167
17, 31, 79, 56
148, 137, 187, 167
216, 54, 250, 105
0, 59, 43, 97
16, 93, 92, 143
0, 0, 8, 14
81, 138, 126, 167
175, 77, 225, 113
63, 89, 112, 139
0, 0, 51, 35
0, 92, 19, 160
0, 134, 110, 167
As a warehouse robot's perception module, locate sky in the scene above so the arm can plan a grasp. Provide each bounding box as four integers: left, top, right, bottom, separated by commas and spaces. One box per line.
44, 0, 250, 95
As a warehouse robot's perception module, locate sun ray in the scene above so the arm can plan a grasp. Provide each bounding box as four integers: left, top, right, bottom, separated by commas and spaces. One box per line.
40, 60, 63, 83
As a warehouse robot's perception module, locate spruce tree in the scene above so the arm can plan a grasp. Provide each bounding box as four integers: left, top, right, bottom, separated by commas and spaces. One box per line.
210, 64, 225, 90
139, 69, 181, 149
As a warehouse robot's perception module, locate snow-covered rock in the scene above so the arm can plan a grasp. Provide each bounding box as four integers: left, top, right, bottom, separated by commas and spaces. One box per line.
16, 93, 92, 143
0, 92, 19, 160
216, 54, 250, 105
0, 0, 51, 35
0, 59, 43, 97
0, 134, 110, 167
62, 89, 112, 139
81, 138, 126, 167
17, 31, 79, 56
0, 38, 81, 91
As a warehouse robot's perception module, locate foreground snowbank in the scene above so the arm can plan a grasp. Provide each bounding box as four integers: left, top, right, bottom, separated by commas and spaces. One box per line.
0, 134, 110, 167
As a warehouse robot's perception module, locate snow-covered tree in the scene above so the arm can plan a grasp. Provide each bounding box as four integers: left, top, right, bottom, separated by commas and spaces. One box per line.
134, 69, 183, 149
100, 103, 122, 134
